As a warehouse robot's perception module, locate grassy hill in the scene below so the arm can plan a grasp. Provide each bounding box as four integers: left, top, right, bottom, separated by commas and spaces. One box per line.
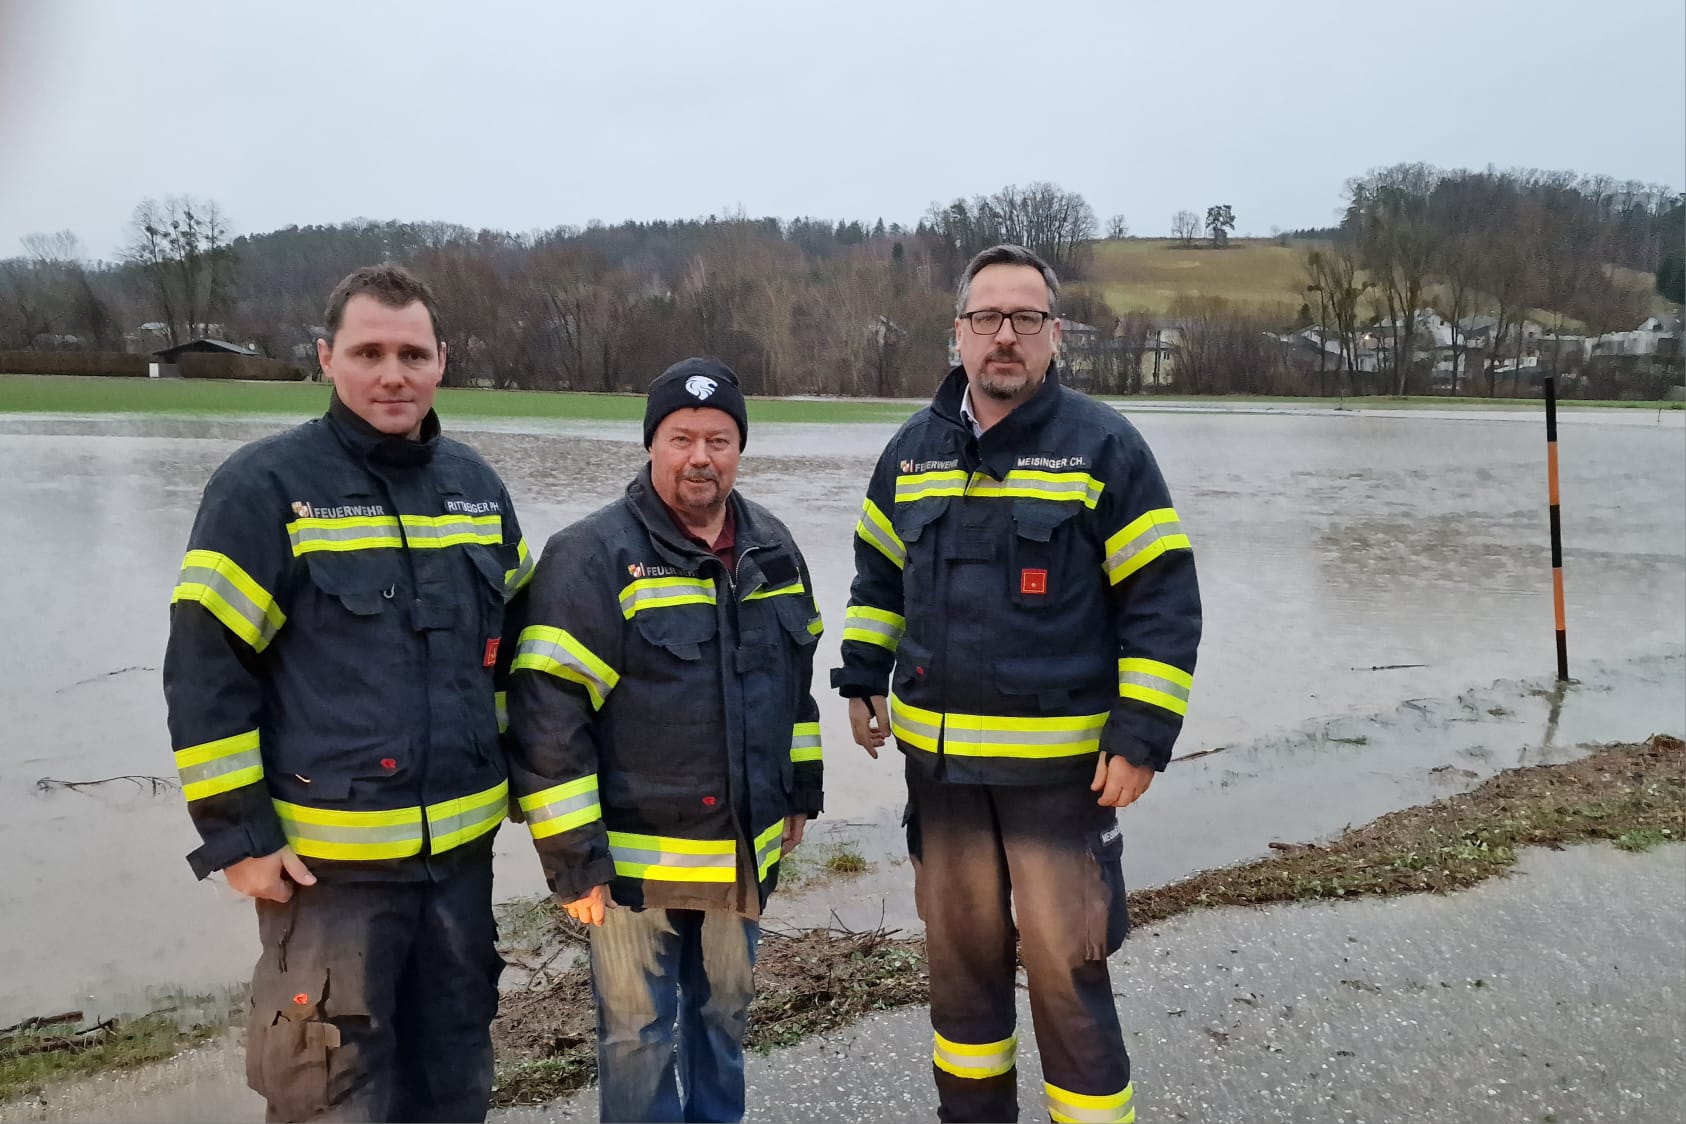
1076, 238, 1674, 324
1076, 238, 1314, 317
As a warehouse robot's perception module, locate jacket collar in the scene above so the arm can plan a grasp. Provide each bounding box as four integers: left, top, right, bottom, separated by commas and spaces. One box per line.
325, 391, 441, 467
930, 364, 1064, 478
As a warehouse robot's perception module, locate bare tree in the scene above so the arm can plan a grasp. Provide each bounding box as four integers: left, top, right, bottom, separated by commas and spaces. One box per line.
1172, 210, 1201, 248
123, 196, 237, 346
1348, 165, 1438, 394
1106, 214, 1129, 240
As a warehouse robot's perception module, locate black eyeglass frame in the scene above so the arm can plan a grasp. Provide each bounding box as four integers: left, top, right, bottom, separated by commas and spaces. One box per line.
959, 309, 1053, 336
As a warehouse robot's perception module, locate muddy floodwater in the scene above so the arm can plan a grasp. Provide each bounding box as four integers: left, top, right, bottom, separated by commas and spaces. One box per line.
1, 404, 1681, 1020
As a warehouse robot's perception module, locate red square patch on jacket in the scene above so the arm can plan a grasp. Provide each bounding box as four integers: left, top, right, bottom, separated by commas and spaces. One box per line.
1020, 568, 1048, 596
483, 638, 500, 667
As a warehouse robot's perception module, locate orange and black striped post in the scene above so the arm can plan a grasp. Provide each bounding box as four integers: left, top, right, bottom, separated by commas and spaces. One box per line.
1545, 375, 1569, 681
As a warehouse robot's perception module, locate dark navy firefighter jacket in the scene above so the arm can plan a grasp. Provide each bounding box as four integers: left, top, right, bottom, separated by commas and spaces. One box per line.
833, 366, 1202, 784
162, 396, 533, 881
506, 465, 825, 917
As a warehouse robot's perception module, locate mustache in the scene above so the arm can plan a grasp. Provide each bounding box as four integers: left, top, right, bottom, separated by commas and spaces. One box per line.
986, 348, 1022, 364
681, 468, 720, 483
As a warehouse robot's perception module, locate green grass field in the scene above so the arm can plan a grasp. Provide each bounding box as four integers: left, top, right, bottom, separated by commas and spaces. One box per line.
0, 375, 919, 424
1, 374, 1676, 419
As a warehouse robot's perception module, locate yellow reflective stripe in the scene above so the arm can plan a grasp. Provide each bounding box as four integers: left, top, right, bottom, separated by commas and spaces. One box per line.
618, 576, 717, 619
513, 625, 621, 710
754, 819, 784, 880
855, 498, 906, 569
273, 798, 425, 861
806, 613, 825, 637
172, 550, 287, 652
287, 516, 404, 555
400, 513, 503, 548
790, 721, 823, 764
519, 775, 603, 840
964, 469, 1104, 508
745, 580, 806, 600
933, 1031, 1017, 1079
1104, 507, 1191, 584
895, 469, 968, 502
1118, 658, 1193, 717
504, 536, 535, 599
426, 779, 509, 853
607, 830, 738, 883
1046, 1080, 1135, 1124
174, 729, 263, 801
889, 695, 1108, 759
842, 605, 905, 651
495, 690, 508, 734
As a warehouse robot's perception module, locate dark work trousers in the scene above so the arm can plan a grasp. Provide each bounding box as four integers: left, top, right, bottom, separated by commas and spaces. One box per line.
906, 760, 1134, 1124
244, 860, 503, 1123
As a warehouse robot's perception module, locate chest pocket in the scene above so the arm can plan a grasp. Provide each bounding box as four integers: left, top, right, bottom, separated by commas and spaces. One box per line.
634, 603, 718, 663
301, 552, 404, 619
1008, 499, 1085, 610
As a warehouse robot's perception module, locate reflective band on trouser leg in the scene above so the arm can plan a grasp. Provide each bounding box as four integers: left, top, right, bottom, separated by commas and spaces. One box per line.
754, 820, 784, 881
607, 832, 738, 883
1103, 507, 1191, 585
172, 550, 286, 652
519, 775, 602, 840
789, 721, 823, 764
933, 1031, 1017, 1079
963, 469, 1105, 509
398, 513, 502, 549
842, 605, 905, 651
745, 580, 806, 601
513, 626, 620, 710
504, 536, 536, 599
287, 516, 403, 555
855, 499, 906, 569
495, 690, 508, 734
273, 800, 425, 861
1118, 658, 1193, 718
427, 780, 509, 853
174, 729, 263, 801
617, 576, 717, 619
894, 470, 968, 503
1046, 1080, 1135, 1124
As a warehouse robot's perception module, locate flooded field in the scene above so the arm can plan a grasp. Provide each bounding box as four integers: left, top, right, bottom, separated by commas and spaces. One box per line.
1, 404, 1681, 1020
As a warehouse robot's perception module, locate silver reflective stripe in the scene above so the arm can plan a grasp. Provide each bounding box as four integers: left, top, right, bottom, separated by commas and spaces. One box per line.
177, 562, 281, 647
516, 632, 616, 704
611, 846, 737, 870
842, 610, 903, 646
288, 520, 401, 552
1106, 515, 1184, 572
429, 803, 498, 841
272, 815, 422, 847
1045, 1082, 1135, 1124
893, 707, 942, 742
933, 1033, 1016, 1079
403, 517, 497, 544
1120, 669, 1191, 704
856, 516, 906, 567
618, 581, 716, 616
176, 750, 261, 790
946, 726, 1090, 748
526, 789, 599, 827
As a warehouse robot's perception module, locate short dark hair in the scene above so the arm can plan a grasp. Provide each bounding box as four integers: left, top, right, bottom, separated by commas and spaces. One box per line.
955, 244, 1060, 316
323, 263, 444, 345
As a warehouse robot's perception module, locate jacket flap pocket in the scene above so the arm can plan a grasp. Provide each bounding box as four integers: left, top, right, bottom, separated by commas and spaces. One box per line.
772, 596, 820, 645
635, 606, 717, 660
893, 497, 949, 542
1012, 499, 1080, 543
304, 556, 397, 615
994, 652, 1109, 704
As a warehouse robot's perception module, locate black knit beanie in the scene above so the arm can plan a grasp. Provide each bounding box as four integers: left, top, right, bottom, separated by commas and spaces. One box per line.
642, 357, 748, 450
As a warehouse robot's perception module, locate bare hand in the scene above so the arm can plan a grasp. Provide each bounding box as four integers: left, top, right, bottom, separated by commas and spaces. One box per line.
224, 846, 316, 902
1091, 753, 1155, 808
849, 696, 889, 759
562, 883, 613, 927
782, 814, 808, 856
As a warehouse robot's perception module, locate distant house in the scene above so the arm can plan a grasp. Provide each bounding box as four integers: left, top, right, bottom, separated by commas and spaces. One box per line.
153, 338, 255, 362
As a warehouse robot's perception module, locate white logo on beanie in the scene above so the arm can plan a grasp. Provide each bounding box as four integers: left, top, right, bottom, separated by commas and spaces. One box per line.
685, 375, 719, 400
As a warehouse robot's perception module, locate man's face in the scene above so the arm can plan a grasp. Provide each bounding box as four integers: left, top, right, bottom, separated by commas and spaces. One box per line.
649, 408, 741, 523
316, 295, 445, 438
955, 263, 1062, 404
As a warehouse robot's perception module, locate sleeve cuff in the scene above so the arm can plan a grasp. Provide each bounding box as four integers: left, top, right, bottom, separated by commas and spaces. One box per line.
830, 665, 888, 699
1100, 712, 1170, 771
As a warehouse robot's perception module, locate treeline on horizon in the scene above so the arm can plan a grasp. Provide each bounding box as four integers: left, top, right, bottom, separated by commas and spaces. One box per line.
1, 165, 1681, 398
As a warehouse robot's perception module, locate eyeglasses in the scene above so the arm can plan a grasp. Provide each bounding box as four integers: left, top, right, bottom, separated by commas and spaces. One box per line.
960, 309, 1052, 336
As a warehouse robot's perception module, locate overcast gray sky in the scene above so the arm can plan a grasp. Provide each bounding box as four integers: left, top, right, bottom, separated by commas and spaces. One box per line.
1, 0, 1682, 261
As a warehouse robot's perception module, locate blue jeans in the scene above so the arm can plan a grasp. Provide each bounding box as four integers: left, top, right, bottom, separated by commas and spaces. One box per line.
589, 907, 760, 1123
